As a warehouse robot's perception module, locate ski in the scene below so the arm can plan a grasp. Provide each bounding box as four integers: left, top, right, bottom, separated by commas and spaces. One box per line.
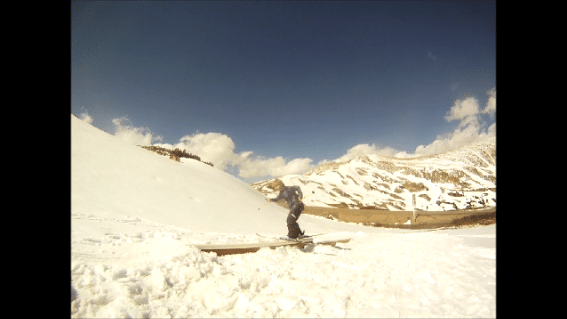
195, 236, 352, 255
278, 236, 313, 242
256, 232, 328, 240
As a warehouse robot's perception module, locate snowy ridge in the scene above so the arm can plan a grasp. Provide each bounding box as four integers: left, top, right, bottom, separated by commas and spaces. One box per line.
252, 137, 496, 211
71, 115, 495, 318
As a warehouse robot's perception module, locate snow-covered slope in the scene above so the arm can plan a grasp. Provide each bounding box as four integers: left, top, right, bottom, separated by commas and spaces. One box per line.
253, 137, 496, 211
71, 114, 291, 235
71, 114, 495, 318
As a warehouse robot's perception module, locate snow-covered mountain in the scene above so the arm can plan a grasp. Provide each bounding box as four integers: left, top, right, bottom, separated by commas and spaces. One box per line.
252, 137, 496, 211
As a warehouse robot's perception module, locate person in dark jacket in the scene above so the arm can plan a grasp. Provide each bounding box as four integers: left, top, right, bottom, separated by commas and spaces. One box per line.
269, 180, 305, 239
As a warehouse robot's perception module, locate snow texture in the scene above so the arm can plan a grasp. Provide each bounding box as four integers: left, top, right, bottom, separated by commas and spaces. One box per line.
71, 115, 496, 318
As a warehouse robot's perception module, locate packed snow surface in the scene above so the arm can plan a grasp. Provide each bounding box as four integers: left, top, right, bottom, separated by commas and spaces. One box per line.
71, 115, 496, 318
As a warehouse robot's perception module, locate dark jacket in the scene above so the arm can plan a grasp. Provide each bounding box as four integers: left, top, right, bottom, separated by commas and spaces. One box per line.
272, 185, 305, 238
271, 185, 303, 209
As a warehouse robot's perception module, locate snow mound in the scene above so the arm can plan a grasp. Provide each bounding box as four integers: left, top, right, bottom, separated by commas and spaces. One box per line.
71, 114, 289, 235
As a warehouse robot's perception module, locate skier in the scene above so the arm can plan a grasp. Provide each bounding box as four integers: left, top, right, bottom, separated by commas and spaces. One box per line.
268, 180, 305, 239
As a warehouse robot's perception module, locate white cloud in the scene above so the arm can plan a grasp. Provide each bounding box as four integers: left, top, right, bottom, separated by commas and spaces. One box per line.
482, 87, 496, 116
155, 132, 237, 171
109, 87, 496, 180
236, 155, 314, 179
414, 124, 492, 157
153, 130, 315, 179
414, 87, 496, 157
330, 87, 496, 161
112, 116, 163, 146
487, 122, 496, 136
79, 112, 93, 124
334, 143, 410, 162
444, 96, 480, 127
427, 51, 437, 60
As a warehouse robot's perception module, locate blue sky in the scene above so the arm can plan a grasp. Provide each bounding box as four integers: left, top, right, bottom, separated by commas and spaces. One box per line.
71, 0, 496, 183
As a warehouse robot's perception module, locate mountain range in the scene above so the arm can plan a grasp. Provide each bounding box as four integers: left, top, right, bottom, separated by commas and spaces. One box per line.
252, 137, 496, 211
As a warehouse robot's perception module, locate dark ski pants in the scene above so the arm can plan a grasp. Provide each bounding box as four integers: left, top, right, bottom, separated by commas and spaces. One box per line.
286, 202, 304, 238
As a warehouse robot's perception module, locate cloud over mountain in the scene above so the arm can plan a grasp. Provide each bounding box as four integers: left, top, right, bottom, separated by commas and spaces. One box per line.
102, 87, 495, 180
335, 144, 411, 163
331, 87, 496, 162
414, 87, 495, 157
158, 133, 237, 171
112, 116, 163, 146
79, 112, 93, 124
